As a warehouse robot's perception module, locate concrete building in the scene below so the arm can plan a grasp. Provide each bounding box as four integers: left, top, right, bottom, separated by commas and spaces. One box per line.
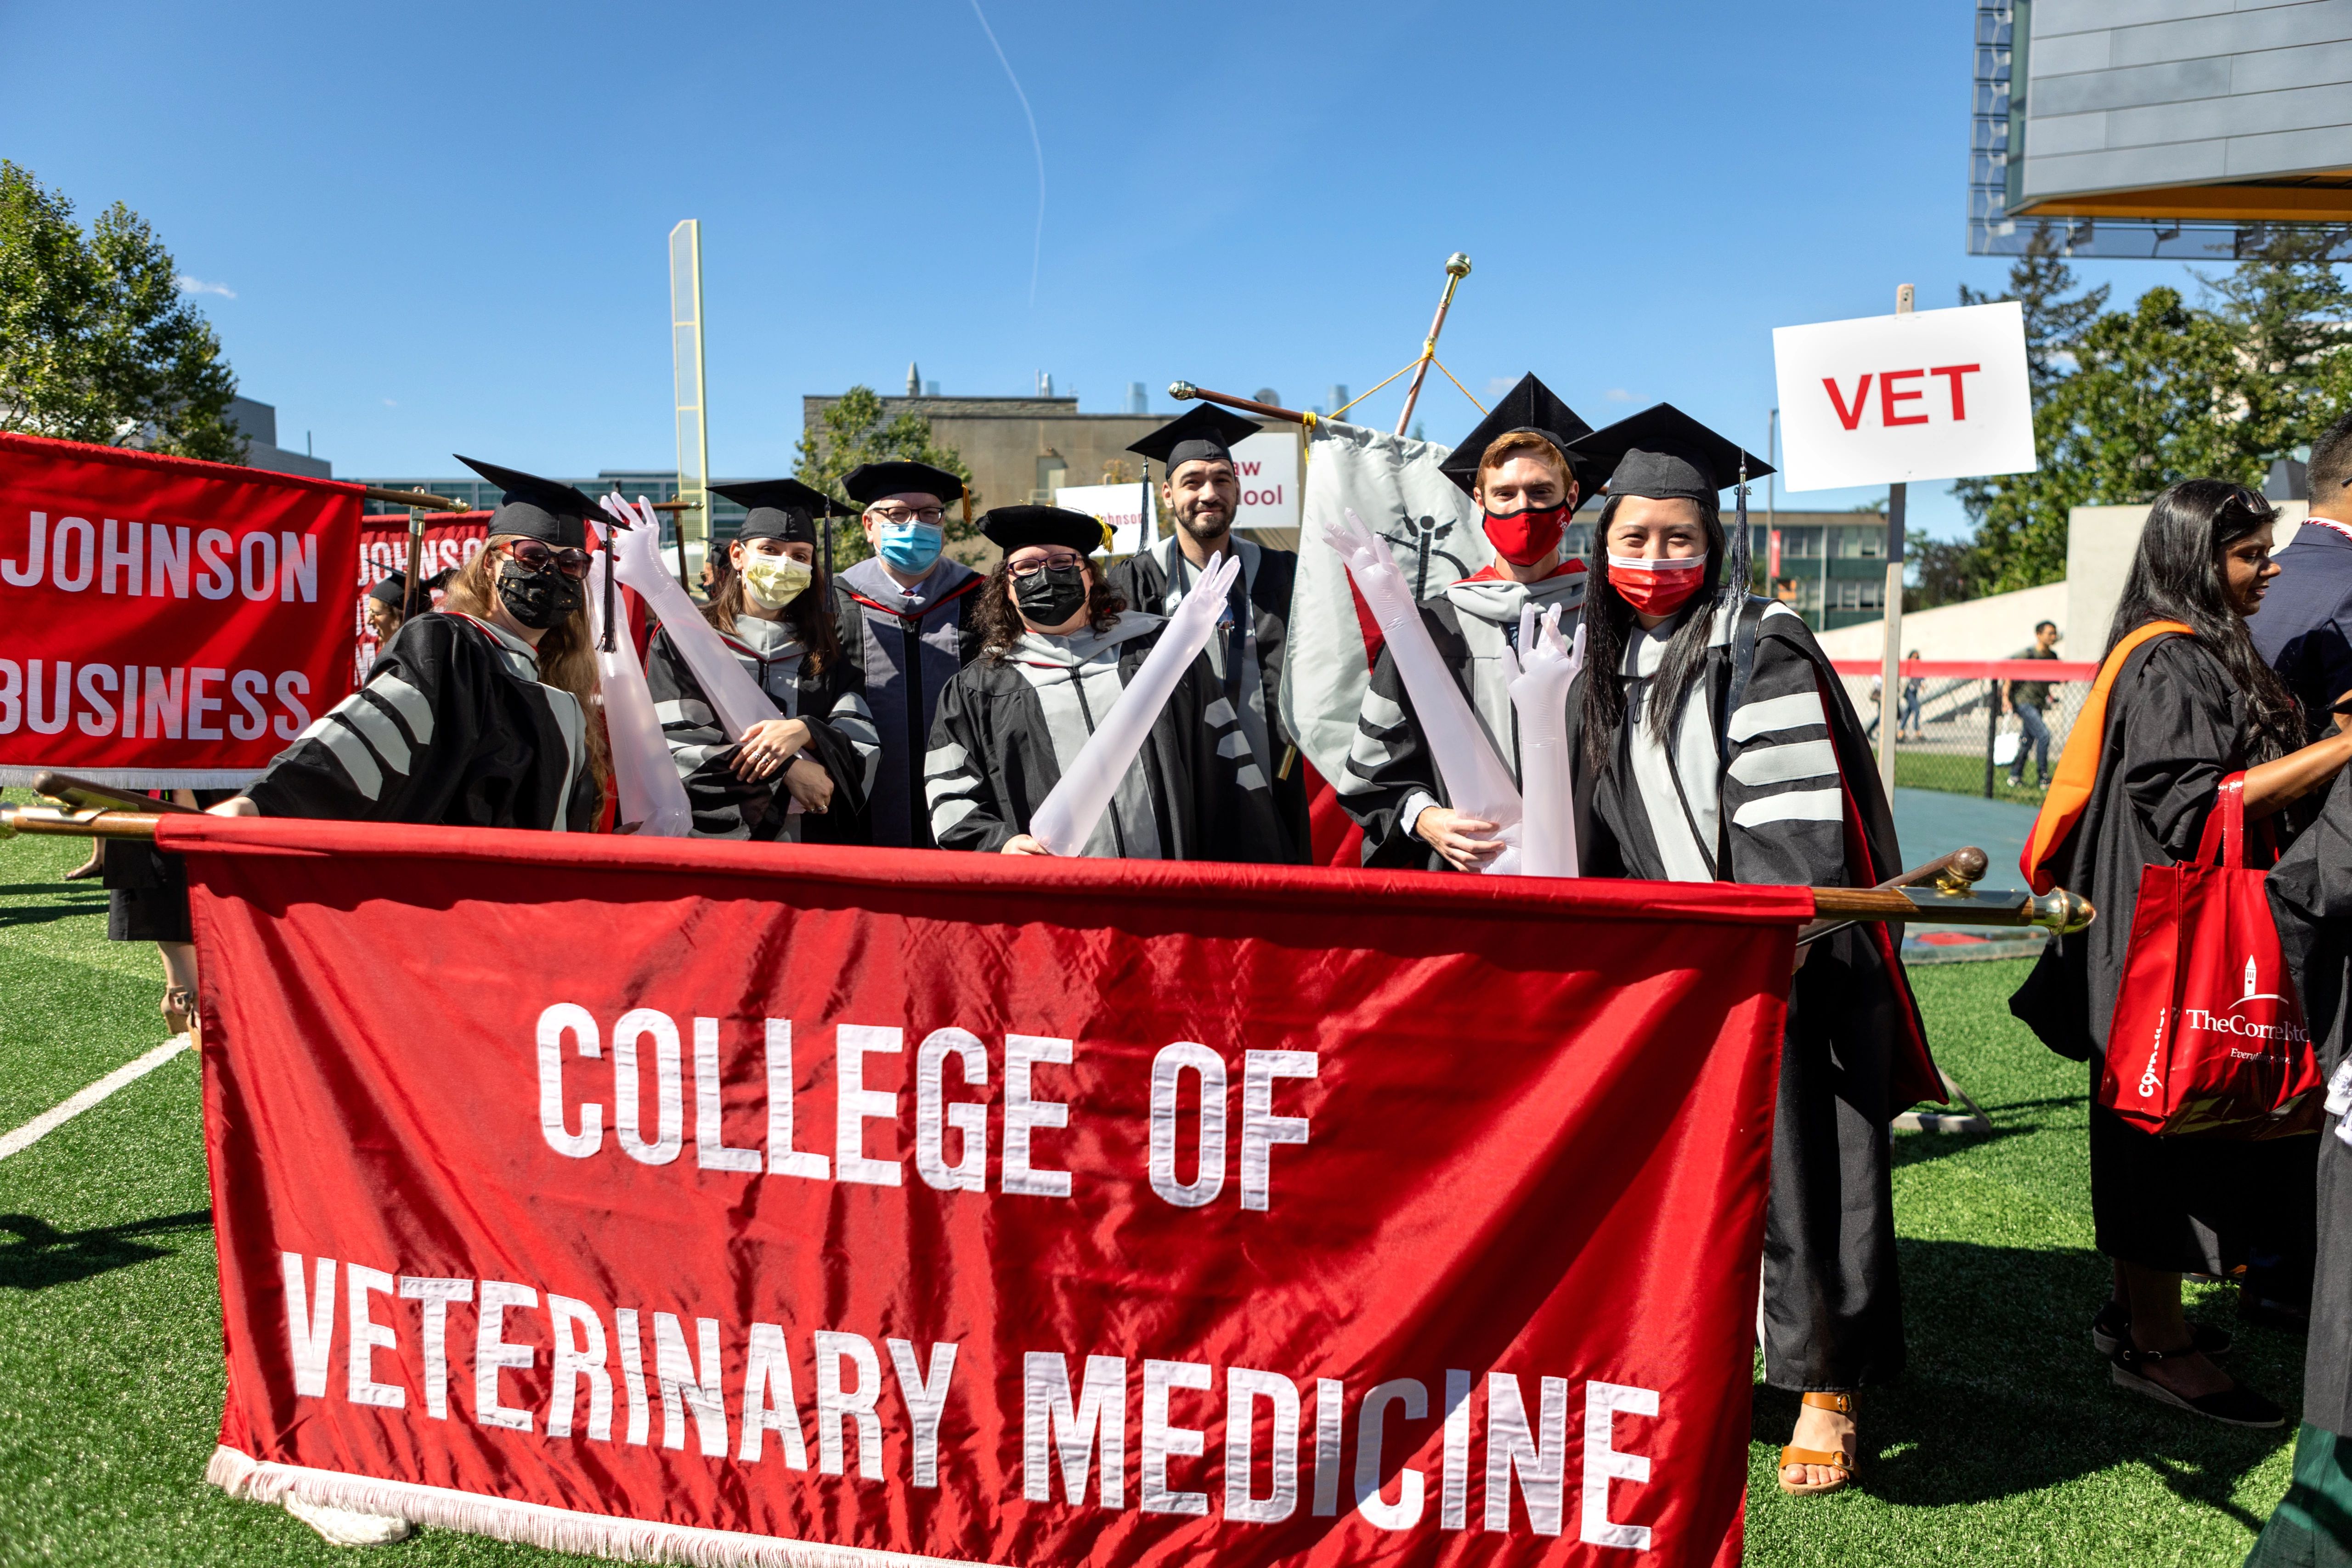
227, 396, 333, 479
1971, 0, 2352, 259
800, 391, 1288, 521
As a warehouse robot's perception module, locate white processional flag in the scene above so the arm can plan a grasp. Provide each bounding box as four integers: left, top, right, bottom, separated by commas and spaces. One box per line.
1280, 419, 1485, 796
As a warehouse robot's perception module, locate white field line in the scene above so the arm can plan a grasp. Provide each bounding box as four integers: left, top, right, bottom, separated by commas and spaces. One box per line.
0, 1036, 191, 1160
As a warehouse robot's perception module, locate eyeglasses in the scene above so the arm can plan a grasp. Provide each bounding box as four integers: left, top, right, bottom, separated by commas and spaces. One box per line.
503, 539, 592, 578
868, 505, 946, 526
1009, 552, 1084, 577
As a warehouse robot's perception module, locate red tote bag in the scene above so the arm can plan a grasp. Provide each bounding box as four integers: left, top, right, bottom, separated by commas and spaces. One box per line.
2099, 774, 2324, 1138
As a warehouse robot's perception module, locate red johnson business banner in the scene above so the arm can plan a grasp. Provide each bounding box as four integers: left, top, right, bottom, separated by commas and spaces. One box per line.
354, 512, 489, 676
170, 819, 1806, 1568
0, 433, 364, 786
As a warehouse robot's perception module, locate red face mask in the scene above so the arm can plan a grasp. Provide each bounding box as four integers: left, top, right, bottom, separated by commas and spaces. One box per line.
1482, 502, 1570, 567
1606, 552, 1708, 616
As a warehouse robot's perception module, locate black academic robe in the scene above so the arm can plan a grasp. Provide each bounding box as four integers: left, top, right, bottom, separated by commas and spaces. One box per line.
244, 611, 599, 832
643, 616, 876, 844
2012, 633, 2318, 1277
1108, 535, 1310, 861
923, 614, 1286, 863
832, 559, 989, 850
1569, 595, 1935, 1391
2269, 769, 2352, 1437
1341, 565, 1589, 871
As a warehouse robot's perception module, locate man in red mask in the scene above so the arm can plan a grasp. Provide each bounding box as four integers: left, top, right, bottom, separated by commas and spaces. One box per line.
1339, 374, 1600, 870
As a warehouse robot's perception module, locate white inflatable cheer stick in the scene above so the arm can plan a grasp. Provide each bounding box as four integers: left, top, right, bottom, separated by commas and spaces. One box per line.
1502, 604, 1583, 878
604, 495, 782, 739
1028, 550, 1241, 856
586, 522, 693, 837
1321, 508, 1523, 874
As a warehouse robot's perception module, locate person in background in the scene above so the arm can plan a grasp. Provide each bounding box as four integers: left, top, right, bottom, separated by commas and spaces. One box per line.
831, 461, 985, 848
1564, 403, 1929, 1500
101, 787, 236, 1035
2003, 619, 2062, 790
924, 506, 1282, 861
2012, 479, 2351, 1432
364, 572, 410, 645
2251, 408, 2352, 743
1900, 649, 1925, 742
211, 458, 608, 833
1110, 405, 1310, 862
645, 479, 877, 841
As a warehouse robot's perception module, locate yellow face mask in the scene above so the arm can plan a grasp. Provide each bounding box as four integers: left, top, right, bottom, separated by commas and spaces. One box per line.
742, 555, 814, 610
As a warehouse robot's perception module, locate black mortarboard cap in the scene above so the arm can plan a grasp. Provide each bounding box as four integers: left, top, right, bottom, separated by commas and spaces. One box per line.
367, 571, 407, 607
1437, 374, 1601, 500
453, 455, 600, 548
980, 505, 1113, 556
712, 478, 850, 545
842, 461, 965, 506
1128, 404, 1262, 471
1566, 404, 1774, 502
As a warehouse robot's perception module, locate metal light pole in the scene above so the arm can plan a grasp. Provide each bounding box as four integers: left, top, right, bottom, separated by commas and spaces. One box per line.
1877, 283, 1915, 804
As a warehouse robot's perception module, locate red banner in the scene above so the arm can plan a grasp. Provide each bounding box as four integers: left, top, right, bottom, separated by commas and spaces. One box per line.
354, 512, 489, 676
0, 434, 363, 787
171, 818, 1804, 1568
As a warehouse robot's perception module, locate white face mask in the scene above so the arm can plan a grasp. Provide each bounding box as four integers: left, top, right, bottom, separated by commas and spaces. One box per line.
741, 555, 814, 610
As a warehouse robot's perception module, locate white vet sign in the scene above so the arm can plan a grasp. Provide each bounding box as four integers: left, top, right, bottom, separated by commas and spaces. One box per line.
1771, 300, 2037, 492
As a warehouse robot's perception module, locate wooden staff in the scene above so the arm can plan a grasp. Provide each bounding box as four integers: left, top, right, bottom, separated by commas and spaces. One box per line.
1165, 384, 1309, 425
1394, 253, 1473, 436
361, 486, 467, 511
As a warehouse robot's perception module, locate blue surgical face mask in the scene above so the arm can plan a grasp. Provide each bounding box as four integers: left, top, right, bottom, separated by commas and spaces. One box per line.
877, 522, 944, 573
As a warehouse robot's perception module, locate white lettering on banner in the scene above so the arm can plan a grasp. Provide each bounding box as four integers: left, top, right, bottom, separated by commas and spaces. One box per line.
835, 1026, 905, 1187
1141, 1359, 1213, 1516
0, 511, 328, 599
547, 1294, 614, 1440
814, 1330, 885, 1479
1354, 1378, 1428, 1531
0, 660, 312, 742
1223, 1366, 1301, 1523
915, 1027, 988, 1192
653, 1312, 729, 1455
398, 1275, 473, 1421
1149, 1043, 1227, 1208
282, 1252, 336, 1398
344, 1262, 405, 1408
1582, 1380, 1659, 1551
1002, 1034, 1074, 1198
520, 1009, 1328, 1211
1025, 1352, 1128, 1507
763, 1019, 830, 1180
270, 1254, 1647, 1540
693, 1017, 762, 1173
475, 1280, 539, 1432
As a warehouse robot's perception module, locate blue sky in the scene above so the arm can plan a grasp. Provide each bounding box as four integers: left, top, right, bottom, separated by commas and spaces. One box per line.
1, 1, 2225, 540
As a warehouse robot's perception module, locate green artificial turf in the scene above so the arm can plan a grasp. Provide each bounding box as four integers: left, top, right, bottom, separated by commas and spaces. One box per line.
0, 797, 2299, 1563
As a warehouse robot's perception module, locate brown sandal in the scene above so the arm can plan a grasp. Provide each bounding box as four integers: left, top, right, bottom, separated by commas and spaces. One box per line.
162, 986, 195, 1039
1777, 1391, 1856, 1496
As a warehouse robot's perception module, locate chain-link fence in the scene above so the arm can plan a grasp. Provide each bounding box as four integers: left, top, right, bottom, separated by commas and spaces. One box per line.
1829, 659, 2096, 806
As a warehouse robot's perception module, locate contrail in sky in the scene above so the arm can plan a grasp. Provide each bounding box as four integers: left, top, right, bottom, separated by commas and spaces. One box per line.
967, 0, 1044, 306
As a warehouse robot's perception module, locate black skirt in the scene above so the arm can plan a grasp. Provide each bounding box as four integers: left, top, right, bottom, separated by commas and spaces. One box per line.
2088, 1064, 2318, 1277
100, 789, 235, 945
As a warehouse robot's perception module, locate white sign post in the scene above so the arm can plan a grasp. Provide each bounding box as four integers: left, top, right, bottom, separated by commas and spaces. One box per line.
1772, 294, 2038, 802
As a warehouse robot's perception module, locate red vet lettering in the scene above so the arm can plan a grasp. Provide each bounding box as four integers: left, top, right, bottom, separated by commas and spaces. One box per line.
1930, 363, 1981, 420
1879, 368, 1928, 427
1821, 374, 1872, 431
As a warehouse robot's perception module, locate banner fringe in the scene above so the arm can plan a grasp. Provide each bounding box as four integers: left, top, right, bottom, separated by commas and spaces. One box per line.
206, 1446, 999, 1568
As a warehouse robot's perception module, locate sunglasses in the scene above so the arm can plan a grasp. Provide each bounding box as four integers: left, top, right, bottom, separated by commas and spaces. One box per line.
503, 539, 592, 578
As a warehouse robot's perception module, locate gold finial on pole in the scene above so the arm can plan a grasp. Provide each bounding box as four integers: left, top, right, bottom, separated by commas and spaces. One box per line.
1395, 253, 1473, 437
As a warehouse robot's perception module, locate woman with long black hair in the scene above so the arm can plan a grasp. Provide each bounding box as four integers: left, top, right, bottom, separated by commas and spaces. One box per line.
1565, 404, 1936, 1498
644, 480, 878, 843
2015, 478, 2349, 1430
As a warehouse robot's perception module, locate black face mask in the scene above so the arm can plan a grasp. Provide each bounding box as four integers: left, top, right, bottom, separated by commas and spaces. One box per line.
1014, 563, 1089, 628
497, 563, 584, 629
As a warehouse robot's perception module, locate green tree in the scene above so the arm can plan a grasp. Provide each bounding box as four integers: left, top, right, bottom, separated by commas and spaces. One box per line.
792, 385, 976, 566
0, 162, 242, 462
